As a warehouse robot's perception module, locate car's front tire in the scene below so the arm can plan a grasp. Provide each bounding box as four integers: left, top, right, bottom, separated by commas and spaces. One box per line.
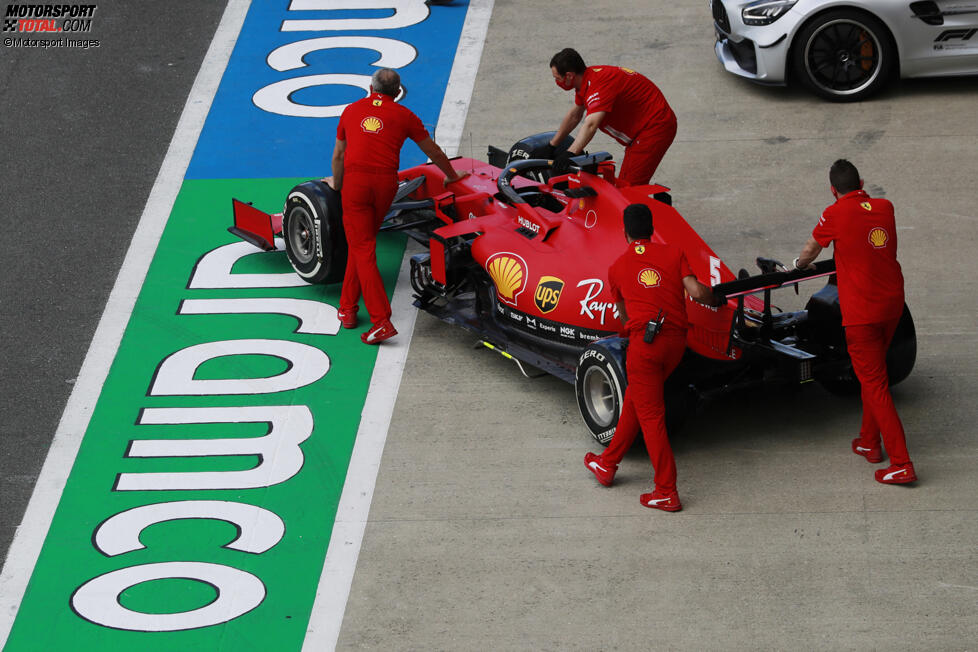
792, 9, 894, 102
283, 181, 347, 284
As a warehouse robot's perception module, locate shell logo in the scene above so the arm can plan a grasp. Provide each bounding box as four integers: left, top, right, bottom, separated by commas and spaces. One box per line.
361, 116, 383, 133
638, 267, 660, 288
861, 201, 872, 211
868, 227, 889, 248
486, 253, 528, 305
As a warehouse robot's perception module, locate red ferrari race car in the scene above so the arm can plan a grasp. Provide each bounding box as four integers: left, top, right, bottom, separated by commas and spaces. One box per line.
229, 132, 916, 444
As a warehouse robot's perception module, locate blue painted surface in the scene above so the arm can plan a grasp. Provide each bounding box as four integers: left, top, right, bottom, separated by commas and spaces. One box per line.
187, 0, 470, 180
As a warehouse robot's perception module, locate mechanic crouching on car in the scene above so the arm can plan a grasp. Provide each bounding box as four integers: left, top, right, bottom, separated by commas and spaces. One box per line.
793, 159, 916, 485
547, 48, 677, 187
584, 204, 720, 511
325, 68, 469, 344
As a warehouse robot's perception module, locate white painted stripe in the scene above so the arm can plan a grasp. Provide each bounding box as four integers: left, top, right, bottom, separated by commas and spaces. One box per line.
301, 1, 495, 649
0, 1, 250, 645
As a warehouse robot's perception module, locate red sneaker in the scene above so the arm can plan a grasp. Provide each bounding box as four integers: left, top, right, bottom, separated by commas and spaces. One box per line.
337, 307, 358, 329
875, 462, 917, 485
361, 319, 397, 344
852, 437, 883, 463
584, 452, 617, 487
639, 489, 682, 512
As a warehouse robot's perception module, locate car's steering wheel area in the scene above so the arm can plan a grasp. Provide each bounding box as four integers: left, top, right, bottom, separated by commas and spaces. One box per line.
495, 158, 556, 206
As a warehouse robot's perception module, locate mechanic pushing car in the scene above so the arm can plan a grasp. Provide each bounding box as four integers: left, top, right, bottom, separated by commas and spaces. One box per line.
325, 68, 468, 344
793, 159, 916, 485
584, 204, 720, 511
547, 48, 677, 187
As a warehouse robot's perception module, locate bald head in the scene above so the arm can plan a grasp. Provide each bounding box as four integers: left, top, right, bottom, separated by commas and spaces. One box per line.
371, 68, 401, 97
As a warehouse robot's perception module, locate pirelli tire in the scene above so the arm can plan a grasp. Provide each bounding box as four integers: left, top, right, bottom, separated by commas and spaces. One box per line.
283, 181, 347, 284
575, 337, 628, 445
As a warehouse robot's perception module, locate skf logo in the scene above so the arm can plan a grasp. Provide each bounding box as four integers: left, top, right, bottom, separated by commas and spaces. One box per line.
860, 201, 872, 211
534, 276, 564, 314
935, 29, 977, 42
360, 116, 383, 133
638, 267, 660, 288
486, 253, 527, 306
634, 244, 645, 254
372, 99, 383, 106
868, 227, 889, 248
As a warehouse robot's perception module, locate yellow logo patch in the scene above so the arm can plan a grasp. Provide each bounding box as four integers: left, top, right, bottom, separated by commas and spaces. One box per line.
868, 227, 889, 248
360, 116, 383, 133
861, 201, 872, 211
487, 253, 527, 305
638, 267, 660, 288
534, 276, 564, 314
634, 245, 645, 254
621, 67, 635, 74
372, 99, 383, 106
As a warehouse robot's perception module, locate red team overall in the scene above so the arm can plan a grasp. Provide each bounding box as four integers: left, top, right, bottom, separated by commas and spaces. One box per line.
327, 69, 467, 344
548, 48, 677, 187
584, 204, 718, 511
795, 159, 916, 484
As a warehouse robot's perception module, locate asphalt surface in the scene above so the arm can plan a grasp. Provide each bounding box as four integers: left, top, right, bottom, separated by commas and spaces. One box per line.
0, 1, 226, 569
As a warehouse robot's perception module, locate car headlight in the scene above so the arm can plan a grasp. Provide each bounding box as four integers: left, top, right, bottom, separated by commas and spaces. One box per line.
741, 0, 798, 26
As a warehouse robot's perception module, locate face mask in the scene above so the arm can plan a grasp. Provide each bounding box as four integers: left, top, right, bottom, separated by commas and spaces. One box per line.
554, 74, 574, 91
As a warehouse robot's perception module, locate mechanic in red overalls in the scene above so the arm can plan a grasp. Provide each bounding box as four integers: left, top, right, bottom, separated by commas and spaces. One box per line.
584, 204, 719, 511
794, 159, 916, 484
326, 68, 468, 344
547, 48, 677, 187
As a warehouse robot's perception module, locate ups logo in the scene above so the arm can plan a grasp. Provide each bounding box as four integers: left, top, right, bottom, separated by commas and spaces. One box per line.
534, 276, 564, 314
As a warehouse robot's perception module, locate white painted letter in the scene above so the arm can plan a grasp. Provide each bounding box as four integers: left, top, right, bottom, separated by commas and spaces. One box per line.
72, 562, 265, 631
150, 339, 329, 396
266, 36, 416, 72
179, 298, 341, 335
281, 0, 428, 32
116, 406, 313, 491
94, 501, 286, 556
189, 239, 308, 289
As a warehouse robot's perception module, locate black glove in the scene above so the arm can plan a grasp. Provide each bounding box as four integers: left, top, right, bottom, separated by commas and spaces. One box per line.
552, 149, 575, 175
540, 143, 556, 160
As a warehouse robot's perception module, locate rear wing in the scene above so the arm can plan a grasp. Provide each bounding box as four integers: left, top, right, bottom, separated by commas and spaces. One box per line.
714, 259, 836, 300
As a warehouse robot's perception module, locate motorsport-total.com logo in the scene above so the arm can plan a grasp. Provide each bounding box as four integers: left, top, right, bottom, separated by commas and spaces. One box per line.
3, 3, 97, 33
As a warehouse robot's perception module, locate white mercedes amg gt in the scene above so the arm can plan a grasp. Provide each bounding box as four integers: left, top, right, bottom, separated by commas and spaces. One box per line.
711, 0, 978, 100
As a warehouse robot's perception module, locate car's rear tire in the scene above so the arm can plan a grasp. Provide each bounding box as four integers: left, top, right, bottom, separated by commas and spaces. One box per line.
283, 181, 346, 284
576, 338, 628, 445
792, 9, 894, 102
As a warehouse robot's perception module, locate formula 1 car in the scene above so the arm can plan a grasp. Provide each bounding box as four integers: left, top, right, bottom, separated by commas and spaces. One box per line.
229, 132, 916, 444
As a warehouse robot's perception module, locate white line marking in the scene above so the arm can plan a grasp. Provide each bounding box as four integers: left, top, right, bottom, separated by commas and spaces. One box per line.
301, 2, 495, 649
0, 1, 250, 645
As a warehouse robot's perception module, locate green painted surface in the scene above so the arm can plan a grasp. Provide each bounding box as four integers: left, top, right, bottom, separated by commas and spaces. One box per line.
5, 178, 405, 650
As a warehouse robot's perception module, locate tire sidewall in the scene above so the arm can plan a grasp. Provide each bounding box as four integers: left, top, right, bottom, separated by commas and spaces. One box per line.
575, 338, 628, 445
283, 181, 346, 284
792, 10, 894, 102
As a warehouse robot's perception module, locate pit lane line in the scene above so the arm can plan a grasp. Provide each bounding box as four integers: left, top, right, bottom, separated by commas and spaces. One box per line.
301, 2, 495, 648
0, 0, 249, 643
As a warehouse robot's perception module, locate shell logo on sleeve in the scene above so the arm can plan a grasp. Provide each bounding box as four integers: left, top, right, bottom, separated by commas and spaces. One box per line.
638, 267, 660, 288
361, 116, 384, 133
486, 253, 528, 305
868, 227, 889, 248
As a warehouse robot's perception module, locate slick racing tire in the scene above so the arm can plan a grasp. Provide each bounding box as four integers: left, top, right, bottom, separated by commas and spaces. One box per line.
575, 338, 628, 445
283, 181, 347, 284
819, 304, 917, 396
792, 10, 894, 102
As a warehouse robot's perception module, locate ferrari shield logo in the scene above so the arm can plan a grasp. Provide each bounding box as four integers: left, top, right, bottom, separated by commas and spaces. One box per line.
534, 276, 564, 314
861, 201, 872, 211
372, 99, 383, 106
634, 244, 645, 254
